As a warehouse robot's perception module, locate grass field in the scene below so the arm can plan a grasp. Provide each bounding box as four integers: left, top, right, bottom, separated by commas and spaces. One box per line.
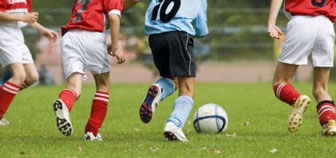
1, 83, 336, 158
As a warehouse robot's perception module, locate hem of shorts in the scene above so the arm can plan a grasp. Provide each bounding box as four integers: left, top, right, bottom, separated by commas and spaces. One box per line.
2, 61, 33, 68
65, 71, 86, 79
91, 69, 111, 75
160, 74, 196, 78
278, 60, 307, 66
312, 65, 333, 68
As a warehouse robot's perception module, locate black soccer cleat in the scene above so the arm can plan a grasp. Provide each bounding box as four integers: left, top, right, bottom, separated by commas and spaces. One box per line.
139, 84, 161, 123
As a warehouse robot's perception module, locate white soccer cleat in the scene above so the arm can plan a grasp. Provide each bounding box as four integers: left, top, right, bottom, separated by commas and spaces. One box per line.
139, 84, 162, 123
84, 132, 102, 141
288, 95, 311, 132
321, 120, 336, 136
53, 99, 73, 136
0, 118, 9, 126
163, 122, 188, 142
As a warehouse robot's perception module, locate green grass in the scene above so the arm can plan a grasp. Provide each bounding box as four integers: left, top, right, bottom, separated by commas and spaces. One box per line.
1, 83, 336, 158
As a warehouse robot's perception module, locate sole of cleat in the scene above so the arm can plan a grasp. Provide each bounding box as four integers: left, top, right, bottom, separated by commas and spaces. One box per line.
139, 85, 159, 123
53, 100, 72, 136
164, 131, 178, 141
288, 95, 311, 132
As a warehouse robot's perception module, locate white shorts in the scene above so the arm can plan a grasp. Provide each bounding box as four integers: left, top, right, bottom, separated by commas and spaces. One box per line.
0, 26, 33, 67
61, 30, 111, 79
279, 15, 335, 67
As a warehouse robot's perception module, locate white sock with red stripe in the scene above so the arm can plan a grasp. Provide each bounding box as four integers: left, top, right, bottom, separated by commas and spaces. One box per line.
0, 81, 20, 118
85, 91, 109, 136
317, 100, 336, 125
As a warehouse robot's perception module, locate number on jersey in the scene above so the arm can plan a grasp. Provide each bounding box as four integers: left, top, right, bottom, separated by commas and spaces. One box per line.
74, 0, 90, 22
151, 0, 181, 23
311, 0, 326, 7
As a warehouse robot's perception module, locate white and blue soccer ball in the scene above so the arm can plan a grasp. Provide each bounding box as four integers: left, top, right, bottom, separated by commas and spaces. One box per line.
193, 103, 228, 133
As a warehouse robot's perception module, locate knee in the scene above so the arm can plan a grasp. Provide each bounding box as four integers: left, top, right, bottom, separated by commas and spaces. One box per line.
26, 73, 39, 85
11, 71, 27, 83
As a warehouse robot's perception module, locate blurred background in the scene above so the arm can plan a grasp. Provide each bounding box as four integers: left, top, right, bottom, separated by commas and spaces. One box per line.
1, 0, 322, 85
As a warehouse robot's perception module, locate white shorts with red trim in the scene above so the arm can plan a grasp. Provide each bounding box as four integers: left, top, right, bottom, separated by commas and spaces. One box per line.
0, 26, 33, 67
61, 30, 111, 79
279, 15, 335, 67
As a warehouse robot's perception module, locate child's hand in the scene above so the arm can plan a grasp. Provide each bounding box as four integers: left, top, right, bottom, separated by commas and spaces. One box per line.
42, 29, 58, 42
109, 48, 125, 64
268, 24, 283, 39
21, 12, 38, 23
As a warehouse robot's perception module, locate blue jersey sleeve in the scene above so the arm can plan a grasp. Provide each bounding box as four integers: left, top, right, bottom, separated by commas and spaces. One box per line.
193, 0, 209, 37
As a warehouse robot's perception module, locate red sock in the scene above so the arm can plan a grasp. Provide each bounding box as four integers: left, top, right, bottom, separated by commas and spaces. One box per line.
59, 89, 77, 111
317, 100, 336, 125
0, 81, 20, 118
85, 91, 109, 136
273, 83, 300, 105
20, 80, 29, 91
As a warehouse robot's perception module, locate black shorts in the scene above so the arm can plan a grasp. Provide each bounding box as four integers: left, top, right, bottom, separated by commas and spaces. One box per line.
149, 31, 196, 78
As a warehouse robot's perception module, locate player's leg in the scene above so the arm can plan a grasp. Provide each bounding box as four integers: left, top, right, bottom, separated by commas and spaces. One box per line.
273, 16, 315, 132
52, 31, 85, 136
273, 62, 311, 132
53, 73, 81, 136
140, 77, 177, 123
163, 31, 196, 141
0, 63, 26, 125
312, 67, 336, 135
312, 15, 336, 136
22, 63, 39, 89
84, 72, 110, 141
139, 33, 179, 123
164, 76, 194, 142
273, 62, 300, 105
0, 63, 40, 125
82, 31, 111, 141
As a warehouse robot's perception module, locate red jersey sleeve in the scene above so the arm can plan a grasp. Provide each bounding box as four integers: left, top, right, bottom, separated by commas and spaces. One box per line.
0, 0, 6, 12
103, 0, 123, 16
27, 0, 33, 12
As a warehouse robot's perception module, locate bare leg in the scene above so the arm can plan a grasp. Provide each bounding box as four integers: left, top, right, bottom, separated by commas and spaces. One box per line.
23, 63, 39, 86
93, 72, 110, 92
65, 73, 83, 97
273, 62, 298, 86
177, 77, 194, 97
8, 63, 26, 84
313, 67, 331, 102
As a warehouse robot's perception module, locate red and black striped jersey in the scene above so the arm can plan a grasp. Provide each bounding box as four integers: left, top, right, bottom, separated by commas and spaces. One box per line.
61, 0, 123, 35
285, 0, 336, 22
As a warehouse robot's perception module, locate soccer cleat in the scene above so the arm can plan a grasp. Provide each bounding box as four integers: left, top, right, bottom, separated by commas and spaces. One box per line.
321, 120, 336, 136
288, 95, 311, 132
84, 132, 102, 141
0, 118, 9, 126
139, 84, 161, 123
163, 122, 188, 142
53, 99, 73, 136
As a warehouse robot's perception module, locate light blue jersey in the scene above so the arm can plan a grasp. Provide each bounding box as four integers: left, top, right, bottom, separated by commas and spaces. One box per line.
144, 0, 209, 37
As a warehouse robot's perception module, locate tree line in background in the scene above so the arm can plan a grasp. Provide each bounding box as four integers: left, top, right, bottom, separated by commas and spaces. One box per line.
28, 0, 289, 61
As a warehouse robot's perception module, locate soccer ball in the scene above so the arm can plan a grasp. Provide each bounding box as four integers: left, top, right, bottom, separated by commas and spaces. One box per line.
193, 103, 228, 133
